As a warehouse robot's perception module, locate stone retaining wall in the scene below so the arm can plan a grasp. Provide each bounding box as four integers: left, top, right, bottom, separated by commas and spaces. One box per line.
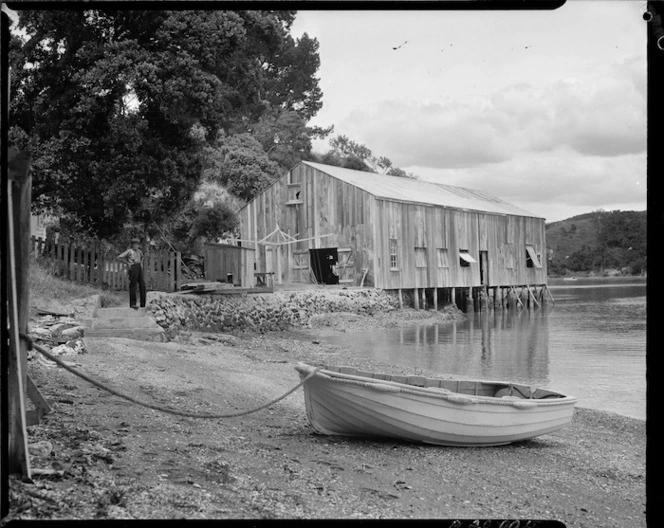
147, 289, 400, 339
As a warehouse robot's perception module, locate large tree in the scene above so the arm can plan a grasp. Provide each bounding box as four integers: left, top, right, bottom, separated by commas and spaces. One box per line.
8, 9, 324, 238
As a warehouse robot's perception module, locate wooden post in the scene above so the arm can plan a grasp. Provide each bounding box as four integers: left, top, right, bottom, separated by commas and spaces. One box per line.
527, 285, 541, 309
451, 287, 456, 307
510, 286, 525, 310
110, 259, 115, 291
116, 260, 121, 291
7, 148, 32, 477
169, 251, 175, 292
146, 249, 153, 290
421, 288, 426, 310
72, 244, 77, 281
61, 242, 66, 277
543, 284, 555, 305
153, 251, 159, 291
82, 245, 87, 283
66, 242, 72, 280
175, 250, 181, 292
81, 245, 87, 283
90, 244, 96, 284
74, 245, 80, 282
91, 240, 98, 286
25, 376, 51, 426
287, 243, 292, 284
45, 237, 52, 267
414, 288, 419, 310
72, 244, 78, 282
433, 287, 438, 311
58, 242, 65, 276
100, 248, 106, 290
109, 259, 113, 290
520, 286, 529, 309
398, 288, 403, 309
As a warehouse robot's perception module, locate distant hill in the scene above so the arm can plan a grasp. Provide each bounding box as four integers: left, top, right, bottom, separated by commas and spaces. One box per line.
545, 210, 646, 277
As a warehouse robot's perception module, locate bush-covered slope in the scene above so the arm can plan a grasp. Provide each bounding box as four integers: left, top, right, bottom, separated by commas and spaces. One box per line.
546, 210, 646, 276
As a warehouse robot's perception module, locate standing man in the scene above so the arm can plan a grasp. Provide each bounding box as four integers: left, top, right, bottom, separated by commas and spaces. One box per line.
118, 237, 146, 309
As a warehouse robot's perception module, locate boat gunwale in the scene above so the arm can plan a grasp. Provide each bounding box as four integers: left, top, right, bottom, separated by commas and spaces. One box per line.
295, 363, 577, 408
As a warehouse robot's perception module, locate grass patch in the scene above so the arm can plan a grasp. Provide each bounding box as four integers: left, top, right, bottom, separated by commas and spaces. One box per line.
29, 256, 126, 307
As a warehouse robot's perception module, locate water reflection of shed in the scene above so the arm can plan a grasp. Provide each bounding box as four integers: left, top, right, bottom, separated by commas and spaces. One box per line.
238, 161, 550, 310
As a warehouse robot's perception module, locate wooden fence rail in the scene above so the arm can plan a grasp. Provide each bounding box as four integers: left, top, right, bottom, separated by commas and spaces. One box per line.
30, 236, 182, 292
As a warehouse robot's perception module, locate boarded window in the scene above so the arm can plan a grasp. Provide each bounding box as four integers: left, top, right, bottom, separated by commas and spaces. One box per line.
526, 245, 542, 268
501, 243, 514, 269
287, 184, 302, 204
459, 250, 476, 267
389, 238, 398, 269
436, 248, 450, 268
415, 247, 427, 268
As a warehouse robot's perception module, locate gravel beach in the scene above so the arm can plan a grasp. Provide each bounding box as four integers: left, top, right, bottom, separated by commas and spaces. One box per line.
8, 307, 646, 527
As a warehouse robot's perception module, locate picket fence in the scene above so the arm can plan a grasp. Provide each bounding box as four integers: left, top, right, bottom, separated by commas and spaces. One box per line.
31, 236, 182, 292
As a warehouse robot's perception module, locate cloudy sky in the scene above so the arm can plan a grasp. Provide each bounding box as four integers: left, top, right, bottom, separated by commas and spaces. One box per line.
291, 1, 647, 223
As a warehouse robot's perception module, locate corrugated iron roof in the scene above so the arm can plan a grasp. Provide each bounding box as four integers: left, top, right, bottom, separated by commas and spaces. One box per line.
302, 161, 541, 218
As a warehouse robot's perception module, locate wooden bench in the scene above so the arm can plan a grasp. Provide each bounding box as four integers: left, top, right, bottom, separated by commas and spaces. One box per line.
254, 272, 275, 287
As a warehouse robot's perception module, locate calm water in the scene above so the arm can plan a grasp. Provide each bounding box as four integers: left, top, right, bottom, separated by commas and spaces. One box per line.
321, 277, 647, 420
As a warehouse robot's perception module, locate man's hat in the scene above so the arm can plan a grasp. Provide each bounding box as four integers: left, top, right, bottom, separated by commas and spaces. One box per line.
131, 237, 140, 243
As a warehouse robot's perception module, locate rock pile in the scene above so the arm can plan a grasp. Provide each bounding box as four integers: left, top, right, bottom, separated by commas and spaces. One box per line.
147, 289, 400, 339
27, 310, 90, 367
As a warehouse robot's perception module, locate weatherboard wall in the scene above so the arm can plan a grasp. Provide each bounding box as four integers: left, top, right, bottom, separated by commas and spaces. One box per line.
477, 212, 547, 287
238, 163, 375, 285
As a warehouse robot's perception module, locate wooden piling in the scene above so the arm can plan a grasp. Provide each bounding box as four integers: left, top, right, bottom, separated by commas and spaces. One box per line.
519, 287, 528, 308
7, 148, 32, 478
527, 285, 541, 308
466, 288, 474, 312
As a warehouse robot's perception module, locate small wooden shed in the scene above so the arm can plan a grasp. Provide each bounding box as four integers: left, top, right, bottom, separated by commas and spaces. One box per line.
203, 242, 255, 287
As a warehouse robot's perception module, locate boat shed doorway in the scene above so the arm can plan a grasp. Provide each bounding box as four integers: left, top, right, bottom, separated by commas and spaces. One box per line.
309, 248, 340, 285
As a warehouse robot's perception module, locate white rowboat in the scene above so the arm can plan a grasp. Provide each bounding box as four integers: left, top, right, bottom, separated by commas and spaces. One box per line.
295, 363, 576, 447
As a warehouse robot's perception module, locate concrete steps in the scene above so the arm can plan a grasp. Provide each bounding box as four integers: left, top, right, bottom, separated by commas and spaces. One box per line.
83, 306, 166, 342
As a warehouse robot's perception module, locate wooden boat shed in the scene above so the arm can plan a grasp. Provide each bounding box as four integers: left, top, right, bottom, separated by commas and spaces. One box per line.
238, 161, 549, 310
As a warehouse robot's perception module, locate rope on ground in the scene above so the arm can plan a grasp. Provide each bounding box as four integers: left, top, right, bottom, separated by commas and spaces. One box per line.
19, 333, 318, 419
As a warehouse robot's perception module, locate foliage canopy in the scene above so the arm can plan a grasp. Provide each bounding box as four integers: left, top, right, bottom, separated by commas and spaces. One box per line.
9, 9, 326, 239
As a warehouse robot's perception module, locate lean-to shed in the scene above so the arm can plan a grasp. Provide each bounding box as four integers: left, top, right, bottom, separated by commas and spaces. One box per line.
237, 161, 547, 292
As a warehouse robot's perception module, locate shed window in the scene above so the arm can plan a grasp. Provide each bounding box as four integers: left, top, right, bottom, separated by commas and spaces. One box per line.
287, 184, 302, 204
415, 247, 427, 268
389, 238, 398, 269
525, 245, 542, 268
436, 248, 450, 268
459, 250, 476, 267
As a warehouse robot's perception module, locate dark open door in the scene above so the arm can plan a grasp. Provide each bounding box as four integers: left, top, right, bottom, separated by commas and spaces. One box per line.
309, 248, 339, 285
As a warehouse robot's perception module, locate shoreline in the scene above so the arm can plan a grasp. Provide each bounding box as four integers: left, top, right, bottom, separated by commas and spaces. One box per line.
10, 313, 646, 525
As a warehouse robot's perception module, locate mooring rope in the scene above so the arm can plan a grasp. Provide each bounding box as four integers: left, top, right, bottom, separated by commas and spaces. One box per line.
19, 333, 318, 419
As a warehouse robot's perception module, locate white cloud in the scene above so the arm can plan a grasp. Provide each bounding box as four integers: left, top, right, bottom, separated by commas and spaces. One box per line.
338, 57, 645, 171
342, 98, 515, 168
411, 147, 646, 222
